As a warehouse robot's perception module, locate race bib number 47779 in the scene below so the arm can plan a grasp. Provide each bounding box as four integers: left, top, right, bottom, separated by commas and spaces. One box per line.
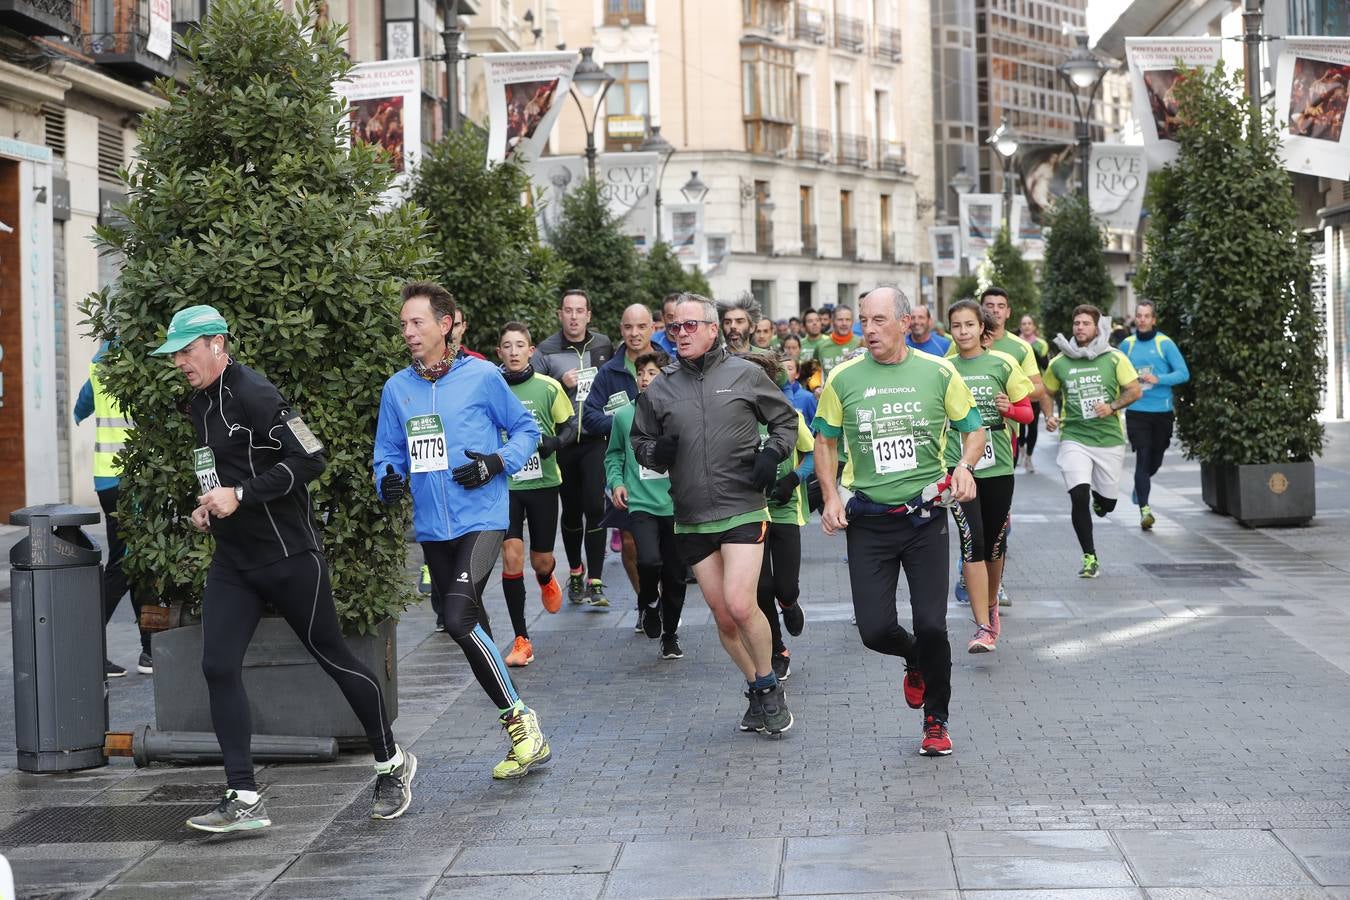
406, 415, 448, 473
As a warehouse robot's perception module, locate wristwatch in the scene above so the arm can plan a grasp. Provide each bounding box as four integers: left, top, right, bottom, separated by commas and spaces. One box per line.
234, 486, 244, 503
956, 462, 976, 474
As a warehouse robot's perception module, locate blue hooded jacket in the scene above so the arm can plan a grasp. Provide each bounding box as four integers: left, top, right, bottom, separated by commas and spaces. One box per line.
582, 351, 640, 438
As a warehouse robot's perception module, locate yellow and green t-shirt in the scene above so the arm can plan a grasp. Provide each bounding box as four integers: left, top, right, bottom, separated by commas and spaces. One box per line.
760, 411, 816, 527
1043, 349, 1139, 448
948, 330, 1040, 382
816, 334, 863, 378
943, 349, 1033, 477
814, 351, 980, 505
798, 335, 826, 363
505, 372, 573, 491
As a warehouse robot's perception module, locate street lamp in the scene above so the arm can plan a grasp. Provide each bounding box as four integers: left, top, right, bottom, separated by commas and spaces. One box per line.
680, 170, 709, 203
948, 164, 976, 202
570, 47, 615, 181
986, 116, 1020, 233
1058, 31, 1108, 198
639, 125, 676, 243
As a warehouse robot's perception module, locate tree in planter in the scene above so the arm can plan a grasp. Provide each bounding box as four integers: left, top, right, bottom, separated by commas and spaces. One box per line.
1040, 193, 1116, 339
638, 241, 712, 307
984, 227, 1040, 321
1135, 62, 1324, 472
547, 178, 642, 334
80, 0, 433, 634
410, 127, 566, 352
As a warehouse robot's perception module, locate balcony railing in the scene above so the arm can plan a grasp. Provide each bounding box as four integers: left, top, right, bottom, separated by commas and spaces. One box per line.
874, 25, 902, 61
756, 219, 775, 256
796, 126, 831, 163
841, 227, 858, 260
81, 0, 177, 80
877, 140, 908, 174
836, 133, 869, 168
801, 223, 818, 257
833, 13, 864, 51
796, 4, 825, 42
0, 0, 81, 36
882, 232, 895, 262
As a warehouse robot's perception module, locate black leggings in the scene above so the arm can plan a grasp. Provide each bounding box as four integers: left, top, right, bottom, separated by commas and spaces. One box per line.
952, 474, 1015, 563
1126, 410, 1174, 507
98, 486, 151, 654
508, 487, 560, 552
1020, 406, 1041, 461
628, 511, 687, 638
557, 440, 608, 575
201, 551, 396, 791
756, 522, 802, 655
421, 531, 520, 711
845, 513, 952, 723
1068, 485, 1117, 555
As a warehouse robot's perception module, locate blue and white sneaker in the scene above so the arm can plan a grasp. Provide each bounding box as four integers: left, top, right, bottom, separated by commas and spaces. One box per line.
954, 570, 969, 604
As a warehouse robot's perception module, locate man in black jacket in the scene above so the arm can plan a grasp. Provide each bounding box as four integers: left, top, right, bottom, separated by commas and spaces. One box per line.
631, 293, 799, 737
152, 305, 413, 833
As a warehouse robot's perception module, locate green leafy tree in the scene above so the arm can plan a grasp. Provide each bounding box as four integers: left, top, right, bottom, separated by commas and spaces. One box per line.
410, 127, 565, 352
546, 177, 642, 335
1135, 62, 1323, 465
951, 273, 981, 304
1039, 193, 1116, 340
984, 227, 1040, 322
80, 0, 433, 633
638, 241, 711, 307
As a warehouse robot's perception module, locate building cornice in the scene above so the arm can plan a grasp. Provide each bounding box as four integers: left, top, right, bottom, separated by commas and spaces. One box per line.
0, 59, 67, 107
48, 60, 169, 114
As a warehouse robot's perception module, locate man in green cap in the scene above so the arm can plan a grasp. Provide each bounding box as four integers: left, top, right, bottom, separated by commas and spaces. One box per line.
152, 305, 415, 832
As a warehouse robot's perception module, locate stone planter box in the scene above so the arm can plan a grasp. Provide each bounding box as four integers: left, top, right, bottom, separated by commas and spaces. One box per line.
1221, 460, 1316, 528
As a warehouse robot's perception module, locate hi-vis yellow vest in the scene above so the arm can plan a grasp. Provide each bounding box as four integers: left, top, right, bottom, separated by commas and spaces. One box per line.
90, 363, 132, 479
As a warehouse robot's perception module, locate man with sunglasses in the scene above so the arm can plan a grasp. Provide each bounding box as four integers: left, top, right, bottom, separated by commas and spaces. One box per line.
631, 293, 800, 737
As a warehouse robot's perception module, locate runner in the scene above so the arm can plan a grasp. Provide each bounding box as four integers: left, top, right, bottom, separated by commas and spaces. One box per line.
814, 286, 985, 757
815, 304, 862, 382
753, 316, 777, 351
531, 289, 615, 607
605, 349, 687, 660
376, 282, 551, 779
1041, 304, 1142, 578
944, 301, 1033, 653
1016, 313, 1051, 473
719, 293, 759, 354
1120, 300, 1190, 530
652, 292, 681, 357
149, 305, 411, 832
906, 303, 951, 356
631, 293, 799, 736
800, 308, 825, 363
781, 355, 817, 422
496, 322, 572, 667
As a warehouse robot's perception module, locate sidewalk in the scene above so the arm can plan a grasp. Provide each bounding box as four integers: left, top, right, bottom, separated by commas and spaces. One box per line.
1, 424, 1348, 898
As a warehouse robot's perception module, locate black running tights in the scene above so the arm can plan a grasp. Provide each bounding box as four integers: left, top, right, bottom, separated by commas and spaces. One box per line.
756, 522, 802, 655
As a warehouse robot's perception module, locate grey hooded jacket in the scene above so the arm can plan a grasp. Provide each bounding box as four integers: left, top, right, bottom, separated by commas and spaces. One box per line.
630, 346, 798, 527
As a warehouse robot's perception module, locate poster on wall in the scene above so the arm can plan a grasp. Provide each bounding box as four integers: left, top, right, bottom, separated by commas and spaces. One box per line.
929, 226, 961, 277
1126, 38, 1223, 167
958, 193, 1002, 261
1276, 37, 1350, 180
1010, 197, 1045, 261
1018, 143, 1076, 224
334, 59, 422, 182
146, 0, 173, 60
528, 153, 657, 245
483, 52, 578, 165
667, 204, 703, 265
1088, 143, 1147, 231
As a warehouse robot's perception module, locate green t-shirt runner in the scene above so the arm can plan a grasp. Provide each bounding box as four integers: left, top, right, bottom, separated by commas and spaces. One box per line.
814, 351, 981, 506
761, 412, 817, 526
1042, 349, 1139, 448
505, 372, 574, 490
798, 334, 825, 363
816, 334, 863, 378
948, 330, 1040, 382
605, 401, 674, 517
943, 349, 1034, 477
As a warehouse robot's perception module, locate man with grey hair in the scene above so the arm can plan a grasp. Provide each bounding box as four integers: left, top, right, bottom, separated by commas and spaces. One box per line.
718, 293, 761, 353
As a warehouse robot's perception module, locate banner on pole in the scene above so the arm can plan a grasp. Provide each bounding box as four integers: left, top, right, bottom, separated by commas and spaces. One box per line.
1276, 37, 1350, 180
1010, 197, 1045, 261
529, 153, 658, 246
1088, 143, 1147, 231
1126, 38, 1223, 167
334, 59, 422, 179
483, 52, 578, 165
929, 226, 960, 277
147, 0, 173, 60
958, 193, 1002, 261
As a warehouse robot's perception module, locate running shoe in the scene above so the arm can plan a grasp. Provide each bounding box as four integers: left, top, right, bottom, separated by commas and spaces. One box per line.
567, 569, 586, 604
954, 571, 969, 604
967, 625, 996, 654
997, 584, 1011, 607
1078, 553, 1100, 579
136, 652, 153, 675
1140, 505, 1155, 530
434, 617, 446, 633
641, 605, 662, 639
540, 576, 563, 614
757, 683, 793, 735
418, 564, 432, 595
105, 659, 126, 678
585, 579, 609, 608
634, 608, 645, 633
739, 689, 764, 732
771, 649, 791, 681
903, 666, 926, 709
492, 707, 551, 779
660, 634, 684, 660
919, 716, 953, 756
988, 602, 1001, 639
1092, 499, 1108, 518
371, 747, 417, 820
610, 529, 622, 553
1024, 457, 1035, 474
504, 636, 534, 667
780, 601, 805, 637
186, 791, 271, 833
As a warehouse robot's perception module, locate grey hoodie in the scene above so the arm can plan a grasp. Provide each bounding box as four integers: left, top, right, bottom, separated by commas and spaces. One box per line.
631, 346, 798, 527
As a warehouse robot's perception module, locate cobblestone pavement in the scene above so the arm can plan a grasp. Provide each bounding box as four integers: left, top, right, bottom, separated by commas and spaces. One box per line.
1, 424, 1348, 898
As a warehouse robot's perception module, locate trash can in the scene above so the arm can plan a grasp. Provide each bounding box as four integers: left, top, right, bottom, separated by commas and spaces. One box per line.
9, 504, 107, 772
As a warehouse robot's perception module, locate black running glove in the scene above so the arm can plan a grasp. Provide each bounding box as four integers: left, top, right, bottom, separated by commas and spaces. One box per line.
537, 435, 562, 459
380, 464, 408, 503
452, 450, 504, 489
750, 446, 785, 492
652, 433, 680, 468
768, 472, 800, 504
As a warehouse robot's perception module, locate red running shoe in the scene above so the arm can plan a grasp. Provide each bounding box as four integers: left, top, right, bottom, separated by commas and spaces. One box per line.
920, 716, 952, 756
903, 667, 925, 709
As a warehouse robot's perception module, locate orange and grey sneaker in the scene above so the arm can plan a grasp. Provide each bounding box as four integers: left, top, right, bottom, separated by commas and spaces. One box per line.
920, 716, 953, 756
903, 666, 926, 709
539, 576, 563, 614
504, 636, 534, 667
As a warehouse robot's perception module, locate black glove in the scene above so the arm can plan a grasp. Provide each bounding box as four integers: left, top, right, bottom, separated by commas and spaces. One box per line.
538, 435, 562, 459
652, 433, 680, 468
750, 446, 785, 492
768, 472, 800, 505
452, 450, 504, 489
380, 464, 408, 503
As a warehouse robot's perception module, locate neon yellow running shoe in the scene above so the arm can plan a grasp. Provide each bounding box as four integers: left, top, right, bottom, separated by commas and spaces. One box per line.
492, 707, 551, 780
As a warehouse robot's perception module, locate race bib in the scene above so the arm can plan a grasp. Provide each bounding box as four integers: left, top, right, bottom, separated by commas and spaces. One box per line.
1138, 365, 1154, 391
1078, 395, 1106, 418
512, 453, 543, 482
193, 447, 221, 494
975, 428, 996, 471
603, 391, 630, 415
872, 417, 917, 474
574, 367, 598, 402
406, 415, 448, 473
638, 465, 668, 481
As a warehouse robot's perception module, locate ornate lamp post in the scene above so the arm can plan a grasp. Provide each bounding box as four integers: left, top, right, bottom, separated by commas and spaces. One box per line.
1058, 31, 1108, 198
570, 47, 616, 181
639, 125, 676, 243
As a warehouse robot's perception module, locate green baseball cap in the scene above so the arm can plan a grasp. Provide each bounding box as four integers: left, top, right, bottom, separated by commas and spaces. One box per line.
150, 305, 230, 355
